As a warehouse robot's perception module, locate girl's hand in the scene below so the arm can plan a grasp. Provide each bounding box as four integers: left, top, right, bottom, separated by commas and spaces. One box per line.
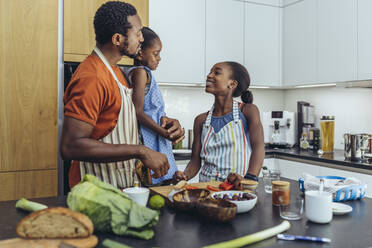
172, 171, 188, 184
226, 173, 243, 190
160, 116, 185, 143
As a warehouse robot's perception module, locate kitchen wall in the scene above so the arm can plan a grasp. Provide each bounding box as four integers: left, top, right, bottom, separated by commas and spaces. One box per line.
160, 86, 285, 148
283, 86, 372, 149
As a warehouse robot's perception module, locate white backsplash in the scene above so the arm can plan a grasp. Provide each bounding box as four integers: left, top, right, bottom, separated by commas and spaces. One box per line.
283, 87, 372, 150
160, 85, 372, 150
159, 86, 284, 148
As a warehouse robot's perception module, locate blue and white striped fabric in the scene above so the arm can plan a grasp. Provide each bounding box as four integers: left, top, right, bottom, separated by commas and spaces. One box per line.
199, 101, 251, 182
125, 66, 177, 184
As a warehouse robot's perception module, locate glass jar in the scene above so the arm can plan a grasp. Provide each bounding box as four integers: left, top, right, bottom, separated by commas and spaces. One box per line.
272, 181, 290, 206
320, 116, 335, 153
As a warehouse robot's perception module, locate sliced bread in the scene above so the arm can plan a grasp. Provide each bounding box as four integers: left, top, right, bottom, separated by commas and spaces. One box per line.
16, 207, 94, 238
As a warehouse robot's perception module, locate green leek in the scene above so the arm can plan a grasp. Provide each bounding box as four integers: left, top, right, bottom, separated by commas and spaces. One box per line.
15, 198, 47, 212
203, 221, 291, 248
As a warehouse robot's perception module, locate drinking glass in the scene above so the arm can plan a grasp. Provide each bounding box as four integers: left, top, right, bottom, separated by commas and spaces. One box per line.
279, 198, 304, 220
262, 169, 281, 193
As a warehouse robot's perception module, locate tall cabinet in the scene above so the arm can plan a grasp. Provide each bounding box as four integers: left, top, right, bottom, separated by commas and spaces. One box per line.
0, 0, 58, 201
64, 0, 149, 65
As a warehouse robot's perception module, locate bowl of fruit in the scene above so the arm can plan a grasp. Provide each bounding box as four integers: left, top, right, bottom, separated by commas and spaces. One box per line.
211, 191, 257, 213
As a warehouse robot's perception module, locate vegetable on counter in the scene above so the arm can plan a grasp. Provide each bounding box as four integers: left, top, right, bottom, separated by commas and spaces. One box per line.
67, 175, 159, 240
219, 182, 234, 191
15, 198, 47, 212
102, 239, 132, 248
203, 221, 291, 248
185, 185, 200, 190
207, 185, 220, 192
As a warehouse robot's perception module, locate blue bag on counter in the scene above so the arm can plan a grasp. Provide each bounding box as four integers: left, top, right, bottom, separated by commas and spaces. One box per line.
298, 173, 367, 201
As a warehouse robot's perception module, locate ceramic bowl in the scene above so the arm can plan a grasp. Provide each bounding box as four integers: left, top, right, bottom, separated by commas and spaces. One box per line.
172, 189, 210, 211
211, 191, 257, 213
122, 187, 150, 206
196, 198, 237, 222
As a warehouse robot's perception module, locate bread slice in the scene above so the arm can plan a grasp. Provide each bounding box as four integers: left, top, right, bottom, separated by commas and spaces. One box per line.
16, 207, 94, 239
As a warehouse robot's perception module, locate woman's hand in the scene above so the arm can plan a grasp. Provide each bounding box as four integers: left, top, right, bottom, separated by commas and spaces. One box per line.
172, 171, 188, 184
226, 173, 243, 190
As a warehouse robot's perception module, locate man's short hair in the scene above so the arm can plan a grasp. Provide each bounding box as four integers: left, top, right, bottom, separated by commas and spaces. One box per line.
94, 1, 137, 45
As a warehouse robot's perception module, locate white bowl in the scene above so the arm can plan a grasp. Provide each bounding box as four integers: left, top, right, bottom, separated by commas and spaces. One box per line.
123, 187, 150, 206
210, 191, 257, 213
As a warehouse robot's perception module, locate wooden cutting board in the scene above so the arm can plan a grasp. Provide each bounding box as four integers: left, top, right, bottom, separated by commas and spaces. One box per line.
149, 181, 221, 200
0, 235, 98, 248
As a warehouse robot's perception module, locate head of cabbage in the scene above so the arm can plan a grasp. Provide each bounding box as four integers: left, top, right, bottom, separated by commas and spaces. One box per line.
67, 175, 159, 240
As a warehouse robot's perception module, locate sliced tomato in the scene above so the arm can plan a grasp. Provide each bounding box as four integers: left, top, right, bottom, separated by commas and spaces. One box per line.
219, 181, 234, 191
185, 185, 199, 190
207, 185, 220, 192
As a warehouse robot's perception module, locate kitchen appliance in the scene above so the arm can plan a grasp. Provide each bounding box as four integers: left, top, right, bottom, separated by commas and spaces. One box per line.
297, 101, 315, 146
344, 133, 370, 161
262, 111, 295, 148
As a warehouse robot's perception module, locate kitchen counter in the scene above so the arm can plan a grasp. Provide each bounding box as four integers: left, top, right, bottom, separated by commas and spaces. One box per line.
1, 179, 371, 248
174, 148, 372, 174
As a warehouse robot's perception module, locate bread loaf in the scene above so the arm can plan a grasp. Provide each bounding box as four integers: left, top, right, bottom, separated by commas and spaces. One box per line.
16, 207, 94, 239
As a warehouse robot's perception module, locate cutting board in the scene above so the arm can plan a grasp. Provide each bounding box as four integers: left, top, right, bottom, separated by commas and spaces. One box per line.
149, 181, 221, 200
0, 235, 98, 248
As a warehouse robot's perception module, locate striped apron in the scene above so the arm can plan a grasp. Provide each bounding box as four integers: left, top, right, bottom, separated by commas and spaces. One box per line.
79, 47, 139, 189
199, 101, 251, 182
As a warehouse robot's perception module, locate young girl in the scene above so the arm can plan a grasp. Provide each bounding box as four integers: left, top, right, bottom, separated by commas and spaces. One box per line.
173, 62, 265, 188
126, 27, 183, 185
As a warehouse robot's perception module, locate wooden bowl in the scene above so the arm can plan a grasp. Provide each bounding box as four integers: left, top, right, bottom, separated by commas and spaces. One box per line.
196, 198, 237, 222
172, 189, 210, 211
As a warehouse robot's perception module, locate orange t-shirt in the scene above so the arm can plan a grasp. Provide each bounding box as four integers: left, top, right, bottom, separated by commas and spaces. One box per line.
64, 54, 129, 188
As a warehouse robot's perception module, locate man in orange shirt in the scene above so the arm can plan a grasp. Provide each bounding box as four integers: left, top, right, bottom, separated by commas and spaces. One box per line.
60, 1, 184, 189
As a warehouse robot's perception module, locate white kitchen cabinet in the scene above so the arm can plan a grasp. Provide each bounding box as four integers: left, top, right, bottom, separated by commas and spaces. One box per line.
149, 0, 205, 84
245, 3, 281, 86
282, 0, 317, 86
317, 0, 357, 83
357, 0, 372, 80
205, 0, 244, 73
277, 159, 321, 180
242, 0, 281, 7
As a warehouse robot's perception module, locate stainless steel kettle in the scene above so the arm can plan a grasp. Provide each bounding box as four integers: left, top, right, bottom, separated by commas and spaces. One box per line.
344, 133, 370, 161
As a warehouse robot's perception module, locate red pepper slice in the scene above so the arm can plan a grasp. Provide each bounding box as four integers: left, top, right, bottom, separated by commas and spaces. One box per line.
219, 181, 234, 191
185, 185, 199, 190
207, 185, 221, 192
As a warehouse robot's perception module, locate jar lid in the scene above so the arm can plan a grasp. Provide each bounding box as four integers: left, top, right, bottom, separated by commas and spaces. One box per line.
241, 179, 258, 186
272, 181, 290, 188
321, 115, 335, 120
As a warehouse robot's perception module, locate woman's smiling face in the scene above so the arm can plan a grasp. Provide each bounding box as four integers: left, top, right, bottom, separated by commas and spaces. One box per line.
205, 62, 236, 95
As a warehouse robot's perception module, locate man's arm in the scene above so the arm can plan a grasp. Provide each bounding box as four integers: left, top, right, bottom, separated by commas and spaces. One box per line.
60, 116, 170, 178
242, 104, 265, 177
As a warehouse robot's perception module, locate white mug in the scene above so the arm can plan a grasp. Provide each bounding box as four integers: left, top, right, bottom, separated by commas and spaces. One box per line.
123, 187, 150, 206
305, 190, 333, 224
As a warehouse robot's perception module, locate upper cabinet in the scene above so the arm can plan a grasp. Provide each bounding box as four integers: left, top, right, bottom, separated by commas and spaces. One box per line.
317, 0, 357, 83
245, 3, 281, 86
205, 0, 244, 73
64, 0, 149, 65
283, 0, 317, 85
357, 0, 372, 80
149, 0, 205, 84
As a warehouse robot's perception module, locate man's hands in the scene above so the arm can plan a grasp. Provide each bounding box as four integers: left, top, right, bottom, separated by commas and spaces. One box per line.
160, 116, 185, 144
139, 147, 170, 178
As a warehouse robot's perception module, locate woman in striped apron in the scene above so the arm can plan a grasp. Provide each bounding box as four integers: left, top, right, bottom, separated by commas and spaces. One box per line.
173, 61, 265, 187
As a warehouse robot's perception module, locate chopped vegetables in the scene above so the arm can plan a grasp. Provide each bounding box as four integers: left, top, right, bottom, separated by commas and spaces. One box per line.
185, 185, 200, 190
203, 221, 291, 248
15, 198, 47, 212
219, 182, 234, 191
207, 185, 220, 192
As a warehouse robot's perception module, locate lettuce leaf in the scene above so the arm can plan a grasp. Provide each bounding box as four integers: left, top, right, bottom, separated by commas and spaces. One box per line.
67, 175, 158, 240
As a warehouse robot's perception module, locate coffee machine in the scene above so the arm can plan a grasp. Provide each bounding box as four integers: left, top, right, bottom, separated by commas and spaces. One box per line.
297, 101, 315, 146
262, 111, 296, 148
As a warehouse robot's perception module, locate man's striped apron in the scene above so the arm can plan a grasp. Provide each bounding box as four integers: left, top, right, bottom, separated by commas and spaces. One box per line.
199, 101, 251, 182
79, 47, 139, 189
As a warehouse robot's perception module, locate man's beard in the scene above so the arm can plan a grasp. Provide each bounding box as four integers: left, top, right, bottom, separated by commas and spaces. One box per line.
119, 40, 139, 59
